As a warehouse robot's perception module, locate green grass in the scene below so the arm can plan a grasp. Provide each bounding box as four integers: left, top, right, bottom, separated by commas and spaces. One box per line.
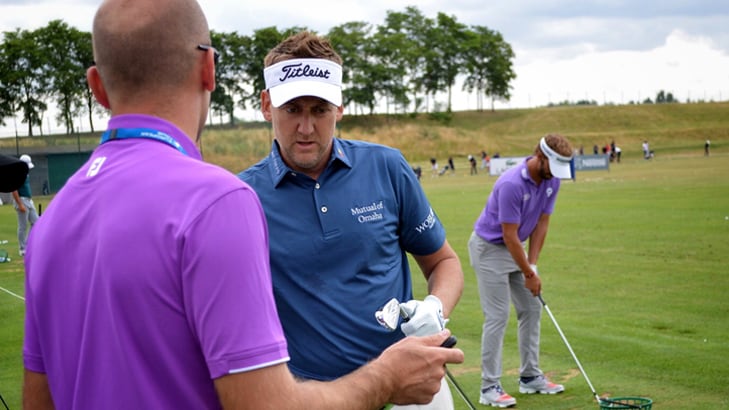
2, 115, 729, 408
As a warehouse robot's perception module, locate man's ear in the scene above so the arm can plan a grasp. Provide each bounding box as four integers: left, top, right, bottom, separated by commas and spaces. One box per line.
201, 49, 216, 92
336, 104, 344, 121
261, 90, 273, 121
87, 66, 110, 109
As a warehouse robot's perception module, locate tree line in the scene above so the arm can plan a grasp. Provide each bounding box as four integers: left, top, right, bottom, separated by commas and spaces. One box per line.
0, 6, 515, 136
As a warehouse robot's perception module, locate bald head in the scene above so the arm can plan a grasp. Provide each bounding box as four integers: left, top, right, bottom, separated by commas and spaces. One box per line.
92, 0, 210, 100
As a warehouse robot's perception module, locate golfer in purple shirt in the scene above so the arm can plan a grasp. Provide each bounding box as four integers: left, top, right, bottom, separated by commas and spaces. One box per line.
468, 134, 573, 408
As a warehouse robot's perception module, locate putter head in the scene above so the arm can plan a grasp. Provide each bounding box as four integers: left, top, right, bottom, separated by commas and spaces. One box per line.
375, 298, 401, 331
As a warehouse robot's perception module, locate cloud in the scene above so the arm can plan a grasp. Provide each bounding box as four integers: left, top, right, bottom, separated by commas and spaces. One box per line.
500, 29, 729, 108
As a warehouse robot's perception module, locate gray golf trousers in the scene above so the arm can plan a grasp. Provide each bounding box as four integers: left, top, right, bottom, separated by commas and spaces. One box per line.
467, 231, 543, 389
14, 196, 39, 254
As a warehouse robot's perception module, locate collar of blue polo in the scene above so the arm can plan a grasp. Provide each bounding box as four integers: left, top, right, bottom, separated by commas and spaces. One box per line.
264, 58, 343, 107
268, 138, 352, 187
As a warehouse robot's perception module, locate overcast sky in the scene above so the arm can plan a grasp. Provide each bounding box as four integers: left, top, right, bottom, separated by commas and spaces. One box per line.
1, 0, 728, 135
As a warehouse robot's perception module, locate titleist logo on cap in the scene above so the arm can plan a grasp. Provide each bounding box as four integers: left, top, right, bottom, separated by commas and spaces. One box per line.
278, 62, 332, 82
264, 58, 342, 89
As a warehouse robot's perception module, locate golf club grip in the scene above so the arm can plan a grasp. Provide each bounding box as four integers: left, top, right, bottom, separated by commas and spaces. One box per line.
440, 335, 457, 348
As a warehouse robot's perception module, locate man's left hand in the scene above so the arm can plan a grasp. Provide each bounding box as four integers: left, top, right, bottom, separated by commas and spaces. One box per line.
400, 295, 447, 337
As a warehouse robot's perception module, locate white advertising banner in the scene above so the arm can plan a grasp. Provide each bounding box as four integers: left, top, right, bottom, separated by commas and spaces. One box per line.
488, 157, 527, 176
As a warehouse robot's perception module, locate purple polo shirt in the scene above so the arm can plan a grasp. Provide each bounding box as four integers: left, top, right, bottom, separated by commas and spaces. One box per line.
474, 157, 560, 243
23, 114, 288, 409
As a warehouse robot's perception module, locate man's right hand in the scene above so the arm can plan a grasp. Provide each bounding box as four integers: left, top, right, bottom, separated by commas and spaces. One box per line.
375, 329, 464, 405
525, 275, 541, 296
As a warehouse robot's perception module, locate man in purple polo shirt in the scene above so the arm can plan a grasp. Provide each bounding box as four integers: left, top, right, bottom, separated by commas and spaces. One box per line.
467, 134, 573, 408
22, 1, 463, 409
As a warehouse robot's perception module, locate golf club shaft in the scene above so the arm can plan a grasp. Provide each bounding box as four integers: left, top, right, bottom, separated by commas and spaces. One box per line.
445, 368, 477, 410
538, 294, 601, 404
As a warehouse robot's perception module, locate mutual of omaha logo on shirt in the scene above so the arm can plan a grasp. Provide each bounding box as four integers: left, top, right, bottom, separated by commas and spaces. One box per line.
351, 201, 385, 223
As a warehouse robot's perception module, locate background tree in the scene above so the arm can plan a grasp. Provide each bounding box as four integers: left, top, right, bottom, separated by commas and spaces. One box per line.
210, 30, 252, 126
74, 30, 101, 133
36, 20, 91, 134
0, 6, 518, 132
1, 28, 50, 137
655, 90, 677, 103
0, 39, 15, 126
327, 21, 375, 115
425, 13, 468, 112
462, 26, 516, 112
370, 11, 412, 113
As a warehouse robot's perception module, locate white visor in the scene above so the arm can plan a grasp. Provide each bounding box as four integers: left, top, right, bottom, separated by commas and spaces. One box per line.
540, 137, 572, 179
264, 58, 342, 107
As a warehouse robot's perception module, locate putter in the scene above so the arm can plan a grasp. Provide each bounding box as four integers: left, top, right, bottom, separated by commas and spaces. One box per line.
538, 294, 641, 409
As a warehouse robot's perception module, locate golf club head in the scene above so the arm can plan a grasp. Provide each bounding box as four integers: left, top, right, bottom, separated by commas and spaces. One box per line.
375, 298, 401, 331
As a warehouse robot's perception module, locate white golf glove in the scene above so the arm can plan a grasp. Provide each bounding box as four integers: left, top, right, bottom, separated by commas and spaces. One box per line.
400, 295, 447, 337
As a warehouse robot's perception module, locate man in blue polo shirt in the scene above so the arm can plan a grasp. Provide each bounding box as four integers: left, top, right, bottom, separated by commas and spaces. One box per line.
468, 133, 573, 408
239, 31, 464, 409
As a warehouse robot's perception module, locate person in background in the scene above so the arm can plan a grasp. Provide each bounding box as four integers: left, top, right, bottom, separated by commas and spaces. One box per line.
705, 139, 710, 156
12, 154, 39, 256
22, 2, 463, 409
238, 31, 465, 410
481, 150, 489, 169
469, 154, 478, 175
642, 140, 650, 159
0, 153, 29, 193
467, 134, 573, 408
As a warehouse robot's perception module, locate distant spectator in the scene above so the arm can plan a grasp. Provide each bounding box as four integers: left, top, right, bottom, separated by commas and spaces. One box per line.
430, 158, 438, 177
578, 145, 584, 155
469, 155, 478, 175
481, 151, 490, 170
448, 157, 455, 175
412, 166, 422, 180
615, 146, 622, 163
593, 144, 599, 155
705, 140, 710, 156
642, 140, 650, 159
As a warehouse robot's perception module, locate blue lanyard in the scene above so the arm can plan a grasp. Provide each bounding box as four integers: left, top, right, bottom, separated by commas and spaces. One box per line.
100, 128, 189, 156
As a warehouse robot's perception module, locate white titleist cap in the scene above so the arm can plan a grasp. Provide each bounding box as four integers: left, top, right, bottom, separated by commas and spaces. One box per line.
264, 58, 343, 107
539, 137, 572, 179
19, 154, 34, 169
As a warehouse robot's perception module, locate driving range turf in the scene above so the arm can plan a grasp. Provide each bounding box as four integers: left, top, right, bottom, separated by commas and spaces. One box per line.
1, 148, 728, 409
